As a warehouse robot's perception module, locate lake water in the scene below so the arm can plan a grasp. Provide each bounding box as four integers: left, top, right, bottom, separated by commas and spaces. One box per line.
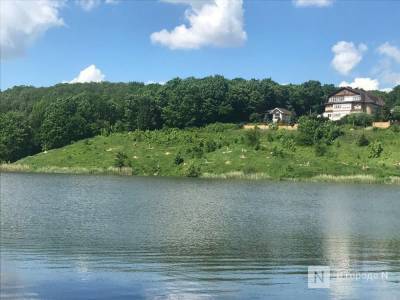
1, 173, 399, 299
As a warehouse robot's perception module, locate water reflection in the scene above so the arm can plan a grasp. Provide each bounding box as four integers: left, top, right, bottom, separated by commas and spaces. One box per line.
1, 173, 400, 299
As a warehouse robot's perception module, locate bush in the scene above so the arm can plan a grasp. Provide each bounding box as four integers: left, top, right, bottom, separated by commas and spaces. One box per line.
314, 143, 327, 157
243, 165, 257, 174
297, 116, 342, 146
114, 151, 128, 168
204, 123, 237, 132
357, 134, 370, 147
249, 112, 263, 123
205, 139, 217, 152
244, 128, 261, 149
186, 143, 204, 158
280, 135, 296, 152
266, 132, 274, 142
269, 123, 278, 130
185, 163, 201, 177
340, 113, 373, 127
391, 106, 400, 121
174, 152, 184, 165
390, 124, 400, 132
368, 141, 383, 158
271, 145, 284, 157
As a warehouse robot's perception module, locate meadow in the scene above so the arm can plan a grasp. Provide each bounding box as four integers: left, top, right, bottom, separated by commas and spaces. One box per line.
3, 123, 399, 184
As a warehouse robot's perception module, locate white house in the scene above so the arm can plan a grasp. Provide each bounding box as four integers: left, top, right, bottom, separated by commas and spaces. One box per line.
268, 108, 293, 123
323, 87, 384, 121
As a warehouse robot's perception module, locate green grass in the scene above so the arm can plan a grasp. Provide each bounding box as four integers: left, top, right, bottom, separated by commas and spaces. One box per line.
4, 125, 400, 184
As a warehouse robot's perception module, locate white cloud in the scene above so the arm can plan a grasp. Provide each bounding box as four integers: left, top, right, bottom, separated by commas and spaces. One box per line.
331, 41, 367, 75
378, 42, 400, 64
339, 77, 379, 91
293, 0, 333, 7
380, 70, 400, 86
145, 80, 166, 85
374, 44, 400, 87
69, 65, 105, 83
150, 0, 246, 50
76, 0, 118, 11
380, 88, 392, 93
0, 0, 64, 60
76, 0, 101, 11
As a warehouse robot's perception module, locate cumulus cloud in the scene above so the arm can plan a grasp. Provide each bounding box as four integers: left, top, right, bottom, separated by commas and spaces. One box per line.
331, 41, 367, 75
375, 42, 400, 87
69, 65, 105, 83
378, 42, 400, 64
293, 0, 333, 7
0, 0, 64, 60
339, 77, 379, 91
150, 0, 246, 49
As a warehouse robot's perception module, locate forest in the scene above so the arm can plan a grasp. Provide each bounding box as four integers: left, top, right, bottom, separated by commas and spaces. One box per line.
1, 76, 400, 163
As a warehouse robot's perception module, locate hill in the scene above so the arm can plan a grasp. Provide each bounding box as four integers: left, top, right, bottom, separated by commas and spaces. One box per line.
1, 78, 400, 163
4, 123, 400, 184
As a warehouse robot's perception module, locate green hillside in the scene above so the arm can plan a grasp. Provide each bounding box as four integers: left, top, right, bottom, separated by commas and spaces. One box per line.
5, 123, 400, 184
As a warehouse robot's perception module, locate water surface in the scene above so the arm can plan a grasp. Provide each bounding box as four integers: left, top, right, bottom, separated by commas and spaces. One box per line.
1, 173, 399, 299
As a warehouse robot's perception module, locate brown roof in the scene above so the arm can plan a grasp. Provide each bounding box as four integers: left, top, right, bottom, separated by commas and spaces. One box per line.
326, 87, 385, 106
268, 107, 293, 115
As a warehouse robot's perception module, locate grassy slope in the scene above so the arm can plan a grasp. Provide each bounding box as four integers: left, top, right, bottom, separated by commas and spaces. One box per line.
9, 126, 400, 182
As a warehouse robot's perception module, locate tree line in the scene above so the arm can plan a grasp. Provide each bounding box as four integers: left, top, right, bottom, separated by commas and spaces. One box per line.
1, 76, 399, 162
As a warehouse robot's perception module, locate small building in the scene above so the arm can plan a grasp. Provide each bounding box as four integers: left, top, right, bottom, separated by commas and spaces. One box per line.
323, 87, 384, 121
268, 107, 293, 123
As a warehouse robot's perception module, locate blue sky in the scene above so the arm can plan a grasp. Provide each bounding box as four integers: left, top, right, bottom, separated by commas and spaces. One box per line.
1, 0, 400, 91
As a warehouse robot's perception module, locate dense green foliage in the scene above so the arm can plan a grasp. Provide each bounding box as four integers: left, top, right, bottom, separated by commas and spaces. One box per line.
0, 112, 34, 162
340, 113, 374, 127
296, 115, 342, 145
357, 134, 370, 147
12, 124, 400, 181
1, 77, 399, 162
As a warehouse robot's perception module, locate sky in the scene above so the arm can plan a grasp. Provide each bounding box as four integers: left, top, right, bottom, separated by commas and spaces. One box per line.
1, 0, 400, 91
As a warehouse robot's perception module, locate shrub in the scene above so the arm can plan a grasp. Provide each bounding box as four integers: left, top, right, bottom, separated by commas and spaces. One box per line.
390, 124, 400, 132
357, 134, 370, 147
204, 123, 237, 132
114, 151, 128, 169
269, 123, 278, 131
271, 146, 284, 157
243, 165, 257, 174
266, 132, 274, 142
280, 135, 296, 152
185, 163, 201, 177
368, 141, 383, 158
314, 143, 327, 157
186, 143, 204, 158
249, 112, 263, 123
340, 113, 373, 127
174, 152, 184, 165
244, 128, 261, 149
205, 140, 217, 152
297, 116, 342, 146
391, 106, 400, 121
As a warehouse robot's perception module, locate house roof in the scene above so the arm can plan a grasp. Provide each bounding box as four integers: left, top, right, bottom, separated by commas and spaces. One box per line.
268, 107, 293, 115
326, 87, 385, 106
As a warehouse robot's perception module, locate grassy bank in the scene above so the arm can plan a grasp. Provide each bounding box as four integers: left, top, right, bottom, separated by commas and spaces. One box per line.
2, 124, 400, 184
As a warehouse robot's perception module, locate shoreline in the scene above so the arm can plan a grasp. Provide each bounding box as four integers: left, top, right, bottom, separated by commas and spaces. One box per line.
2, 164, 399, 185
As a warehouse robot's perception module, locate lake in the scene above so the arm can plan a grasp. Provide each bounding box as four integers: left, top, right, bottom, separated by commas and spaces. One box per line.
1, 173, 399, 299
